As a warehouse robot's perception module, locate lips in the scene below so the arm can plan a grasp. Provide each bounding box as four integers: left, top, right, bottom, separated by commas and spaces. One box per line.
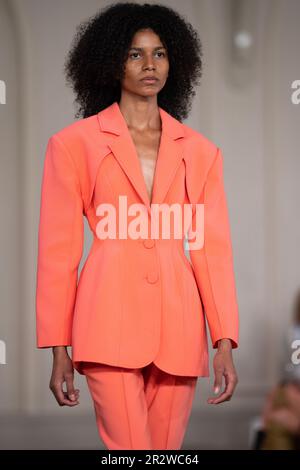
141, 77, 159, 84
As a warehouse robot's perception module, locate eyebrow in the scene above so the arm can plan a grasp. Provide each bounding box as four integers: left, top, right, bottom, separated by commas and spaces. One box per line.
129, 46, 166, 51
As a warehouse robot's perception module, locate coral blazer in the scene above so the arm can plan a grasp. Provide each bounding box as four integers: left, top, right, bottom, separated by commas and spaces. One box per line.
36, 101, 239, 377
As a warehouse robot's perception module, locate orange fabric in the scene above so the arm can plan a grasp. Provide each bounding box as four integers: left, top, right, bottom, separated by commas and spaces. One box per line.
35, 101, 239, 377
81, 361, 197, 450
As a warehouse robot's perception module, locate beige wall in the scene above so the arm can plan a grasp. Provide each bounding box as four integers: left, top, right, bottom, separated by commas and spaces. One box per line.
0, 0, 299, 449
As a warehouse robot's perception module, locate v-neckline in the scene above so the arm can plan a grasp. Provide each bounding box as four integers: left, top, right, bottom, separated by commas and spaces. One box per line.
119, 107, 164, 208
129, 130, 162, 206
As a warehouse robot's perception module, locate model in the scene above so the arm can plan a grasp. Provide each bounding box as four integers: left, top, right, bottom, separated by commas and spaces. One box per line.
36, 2, 239, 450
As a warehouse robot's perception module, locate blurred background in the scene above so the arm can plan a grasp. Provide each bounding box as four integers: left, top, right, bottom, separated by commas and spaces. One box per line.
0, 0, 300, 450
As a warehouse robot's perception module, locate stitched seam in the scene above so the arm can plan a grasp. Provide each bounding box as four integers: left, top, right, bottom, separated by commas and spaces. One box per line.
183, 379, 197, 435
165, 377, 177, 449
103, 169, 124, 363
121, 370, 133, 449
85, 150, 111, 216
154, 241, 163, 359
172, 243, 186, 370
83, 169, 114, 350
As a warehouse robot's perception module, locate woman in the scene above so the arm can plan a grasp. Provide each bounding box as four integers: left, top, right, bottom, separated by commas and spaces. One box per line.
36, 2, 239, 450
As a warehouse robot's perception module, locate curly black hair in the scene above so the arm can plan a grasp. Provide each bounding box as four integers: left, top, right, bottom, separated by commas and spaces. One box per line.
64, 2, 203, 122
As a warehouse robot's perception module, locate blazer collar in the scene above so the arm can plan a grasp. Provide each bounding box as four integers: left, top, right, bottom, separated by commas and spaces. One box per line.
97, 101, 186, 214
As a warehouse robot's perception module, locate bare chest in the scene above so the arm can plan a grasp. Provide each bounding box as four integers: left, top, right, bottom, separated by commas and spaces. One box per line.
129, 130, 161, 202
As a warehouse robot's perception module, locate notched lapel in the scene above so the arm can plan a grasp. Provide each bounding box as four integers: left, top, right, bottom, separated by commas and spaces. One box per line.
150, 132, 184, 208
107, 135, 151, 211
97, 101, 186, 216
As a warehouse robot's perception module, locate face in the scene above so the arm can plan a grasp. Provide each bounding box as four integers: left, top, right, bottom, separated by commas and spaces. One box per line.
120, 28, 169, 97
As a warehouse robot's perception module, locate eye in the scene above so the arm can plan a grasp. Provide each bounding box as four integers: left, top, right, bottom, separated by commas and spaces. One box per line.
128, 51, 166, 59
129, 52, 141, 59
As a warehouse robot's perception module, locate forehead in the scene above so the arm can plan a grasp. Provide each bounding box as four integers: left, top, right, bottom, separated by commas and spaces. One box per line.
129, 29, 165, 48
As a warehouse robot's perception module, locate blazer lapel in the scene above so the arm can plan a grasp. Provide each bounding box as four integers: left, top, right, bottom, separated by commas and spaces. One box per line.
97, 101, 186, 215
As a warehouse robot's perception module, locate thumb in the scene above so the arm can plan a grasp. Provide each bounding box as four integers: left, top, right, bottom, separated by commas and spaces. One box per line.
65, 375, 76, 401
214, 369, 223, 394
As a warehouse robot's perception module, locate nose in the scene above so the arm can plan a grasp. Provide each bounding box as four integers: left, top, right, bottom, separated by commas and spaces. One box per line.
143, 54, 155, 70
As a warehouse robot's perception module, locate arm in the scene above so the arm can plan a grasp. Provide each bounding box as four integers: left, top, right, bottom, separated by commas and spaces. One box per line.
188, 146, 239, 403
36, 134, 84, 405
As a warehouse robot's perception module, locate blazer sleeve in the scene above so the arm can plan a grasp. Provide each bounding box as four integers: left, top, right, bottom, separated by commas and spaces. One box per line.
188, 147, 239, 349
35, 134, 84, 348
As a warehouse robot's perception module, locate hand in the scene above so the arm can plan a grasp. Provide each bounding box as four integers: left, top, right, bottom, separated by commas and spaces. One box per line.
207, 339, 238, 405
49, 347, 80, 407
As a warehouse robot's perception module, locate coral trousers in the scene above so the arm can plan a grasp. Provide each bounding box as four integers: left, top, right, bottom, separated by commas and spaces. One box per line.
81, 361, 198, 450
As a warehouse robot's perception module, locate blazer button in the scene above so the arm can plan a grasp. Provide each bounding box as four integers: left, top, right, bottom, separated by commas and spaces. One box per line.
143, 239, 155, 249
147, 271, 159, 283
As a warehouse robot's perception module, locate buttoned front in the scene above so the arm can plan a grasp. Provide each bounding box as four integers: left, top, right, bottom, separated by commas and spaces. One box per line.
146, 271, 159, 284
36, 101, 239, 377
143, 239, 155, 249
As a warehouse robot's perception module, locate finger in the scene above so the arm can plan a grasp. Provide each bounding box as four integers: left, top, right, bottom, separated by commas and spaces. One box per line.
65, 373, 77, 401
208, 373, 237, 404
51, 382, 79, 407
208, 385, 233, 404
62, 391, 80, 406
213, 367, 224, 395
207, 366, 224, 400
224, 371, 237, 395
73, 389, 80, 401
208, 392, 232, 404
50, 380, 66, 406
